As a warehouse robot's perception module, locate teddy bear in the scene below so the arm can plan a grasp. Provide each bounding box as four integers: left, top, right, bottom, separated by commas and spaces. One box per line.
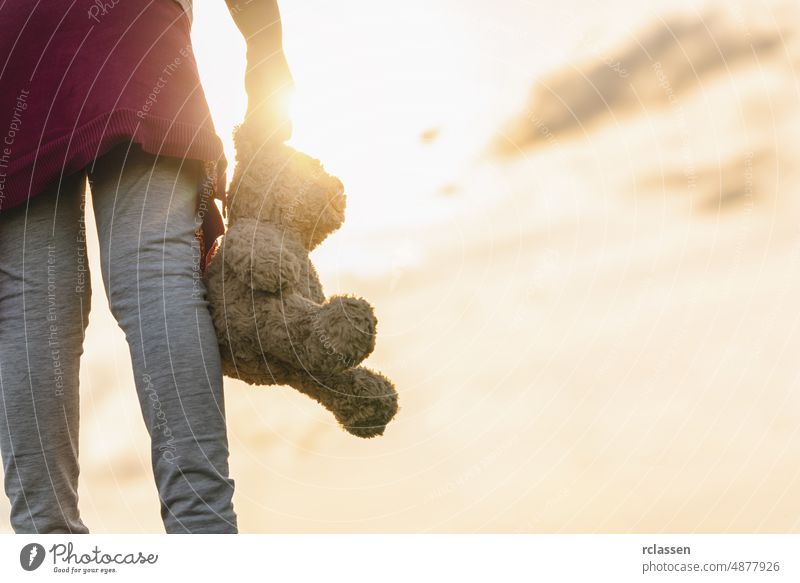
203, 123, 399, 438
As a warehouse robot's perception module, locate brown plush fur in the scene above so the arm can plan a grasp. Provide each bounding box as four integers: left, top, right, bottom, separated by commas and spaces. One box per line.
204, 124, 399, 438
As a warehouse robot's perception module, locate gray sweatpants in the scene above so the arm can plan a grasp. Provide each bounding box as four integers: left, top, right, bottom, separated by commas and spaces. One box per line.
0, 142, 237, 533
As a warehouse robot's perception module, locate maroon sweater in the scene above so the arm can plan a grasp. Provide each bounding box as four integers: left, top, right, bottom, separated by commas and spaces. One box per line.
0, 0, 225, 249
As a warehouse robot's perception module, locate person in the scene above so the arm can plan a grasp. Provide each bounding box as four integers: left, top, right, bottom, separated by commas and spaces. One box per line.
0, 0, 293, 534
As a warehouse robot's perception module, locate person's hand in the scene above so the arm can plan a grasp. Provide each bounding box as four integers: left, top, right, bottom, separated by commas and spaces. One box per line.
226, 0, 295, 145
242, 52, 294, 146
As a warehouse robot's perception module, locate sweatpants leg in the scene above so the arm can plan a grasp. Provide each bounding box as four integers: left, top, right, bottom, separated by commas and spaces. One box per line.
88, 142, 237, 533
0, 170, 91, 534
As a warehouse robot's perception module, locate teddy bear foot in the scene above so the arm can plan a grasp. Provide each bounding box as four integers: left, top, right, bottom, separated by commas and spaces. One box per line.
329, 368, 399, 438
290, 366, 399, 438
340, 407, 396, 438
307, 296, 378, 372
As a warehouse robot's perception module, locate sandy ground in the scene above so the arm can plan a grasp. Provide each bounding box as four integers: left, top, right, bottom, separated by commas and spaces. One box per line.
3, 1, 800, 532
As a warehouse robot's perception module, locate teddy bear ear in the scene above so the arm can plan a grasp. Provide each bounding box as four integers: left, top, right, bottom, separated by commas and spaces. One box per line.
234, 121, 291, 163
232, 123, 258, 164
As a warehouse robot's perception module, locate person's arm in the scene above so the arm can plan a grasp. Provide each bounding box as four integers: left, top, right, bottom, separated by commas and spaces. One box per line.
225, 0, 294, 143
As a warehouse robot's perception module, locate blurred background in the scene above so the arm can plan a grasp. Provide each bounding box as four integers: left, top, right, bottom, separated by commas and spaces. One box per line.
3, 0, 800, 532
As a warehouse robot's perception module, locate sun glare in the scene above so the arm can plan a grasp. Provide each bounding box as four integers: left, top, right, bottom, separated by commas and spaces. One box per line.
191, 1, 492, 240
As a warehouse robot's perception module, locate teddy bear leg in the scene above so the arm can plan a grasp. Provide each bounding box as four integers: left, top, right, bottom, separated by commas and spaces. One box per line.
288, 367, 399, 438
302, 295, 378, 372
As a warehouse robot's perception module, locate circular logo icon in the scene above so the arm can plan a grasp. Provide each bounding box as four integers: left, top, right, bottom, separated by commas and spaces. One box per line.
20, 543, 46, 571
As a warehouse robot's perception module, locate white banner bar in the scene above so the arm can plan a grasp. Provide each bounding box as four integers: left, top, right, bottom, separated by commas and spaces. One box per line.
1, 534, 797, 582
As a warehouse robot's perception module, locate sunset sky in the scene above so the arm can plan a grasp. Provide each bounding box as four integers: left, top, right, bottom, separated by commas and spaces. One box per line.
4, 0, 799, 533
190, 0, 737, 274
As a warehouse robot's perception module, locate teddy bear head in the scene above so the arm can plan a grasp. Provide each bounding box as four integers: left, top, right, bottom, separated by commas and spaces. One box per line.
226, 124, 346, 251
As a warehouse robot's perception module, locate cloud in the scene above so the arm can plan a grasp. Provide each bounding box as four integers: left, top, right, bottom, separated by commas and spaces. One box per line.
492, 9, 793, 155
